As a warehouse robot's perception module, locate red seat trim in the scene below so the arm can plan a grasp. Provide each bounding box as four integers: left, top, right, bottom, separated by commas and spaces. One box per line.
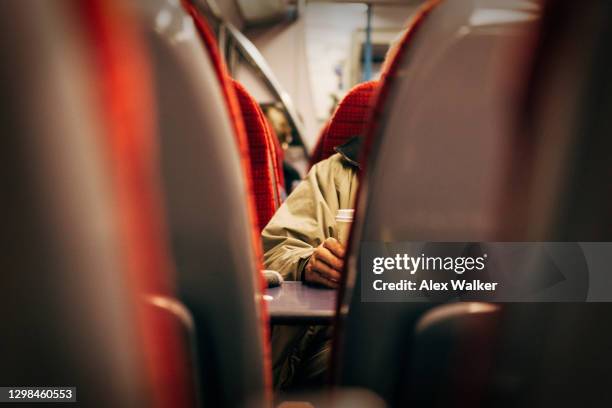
78, 1, 196, 406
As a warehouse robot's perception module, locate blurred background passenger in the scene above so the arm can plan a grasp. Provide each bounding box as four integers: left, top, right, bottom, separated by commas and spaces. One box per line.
263, 104, 303, 194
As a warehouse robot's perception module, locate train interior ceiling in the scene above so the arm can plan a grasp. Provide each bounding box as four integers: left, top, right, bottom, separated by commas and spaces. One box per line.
2, 0, 612, 407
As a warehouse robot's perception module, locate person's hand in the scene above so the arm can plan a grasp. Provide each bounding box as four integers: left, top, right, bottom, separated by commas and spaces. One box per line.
304, 237, 346, 289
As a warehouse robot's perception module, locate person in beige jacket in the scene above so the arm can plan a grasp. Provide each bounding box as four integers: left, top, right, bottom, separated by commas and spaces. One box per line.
262, 136, 361, 390
261, 24, 407, 389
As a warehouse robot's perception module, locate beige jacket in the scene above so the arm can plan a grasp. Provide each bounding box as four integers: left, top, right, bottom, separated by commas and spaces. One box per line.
261, 138, 361, 389
262, 152, 359, 280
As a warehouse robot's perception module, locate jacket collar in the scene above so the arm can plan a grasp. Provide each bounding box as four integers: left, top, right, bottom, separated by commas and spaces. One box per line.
334, 136, 363, 169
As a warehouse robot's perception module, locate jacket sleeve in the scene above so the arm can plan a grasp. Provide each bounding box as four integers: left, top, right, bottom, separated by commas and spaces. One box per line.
261, 157, 342, 281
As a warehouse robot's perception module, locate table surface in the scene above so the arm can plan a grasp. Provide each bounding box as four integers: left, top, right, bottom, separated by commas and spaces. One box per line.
265, 282, 337, 325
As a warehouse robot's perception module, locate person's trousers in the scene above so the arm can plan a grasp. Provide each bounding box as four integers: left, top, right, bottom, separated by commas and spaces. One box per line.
271, 325, 333, 391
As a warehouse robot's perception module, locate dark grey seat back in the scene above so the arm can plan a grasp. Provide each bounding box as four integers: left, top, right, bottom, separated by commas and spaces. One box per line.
0, 1, 150, 406
339, 0, 612, 405
134, 1, 268, 406
479, 2, 612, 406
335, 1, 540, 405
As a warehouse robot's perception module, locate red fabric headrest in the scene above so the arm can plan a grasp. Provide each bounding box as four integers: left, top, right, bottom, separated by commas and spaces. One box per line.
310, 80, 379, 166
233, 79, 283, 231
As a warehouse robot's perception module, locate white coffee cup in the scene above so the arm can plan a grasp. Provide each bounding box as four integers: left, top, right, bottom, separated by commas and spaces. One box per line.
335, 209, 354, 246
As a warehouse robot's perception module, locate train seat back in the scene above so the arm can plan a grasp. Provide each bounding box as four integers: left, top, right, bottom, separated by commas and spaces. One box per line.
80, 1, 201, 405
310, 80, 379, 166
466, 2, 612, 406
334, 0, 540, 404
134, 0, 271, 406
0, 1, 152, 405
233, 79, 283, 230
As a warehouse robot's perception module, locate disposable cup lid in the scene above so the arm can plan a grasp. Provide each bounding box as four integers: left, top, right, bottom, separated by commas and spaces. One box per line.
336, 208, 354, 222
